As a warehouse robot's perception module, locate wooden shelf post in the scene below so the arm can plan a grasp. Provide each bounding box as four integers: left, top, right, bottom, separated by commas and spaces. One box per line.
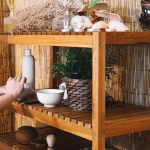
92, 32, 106, 150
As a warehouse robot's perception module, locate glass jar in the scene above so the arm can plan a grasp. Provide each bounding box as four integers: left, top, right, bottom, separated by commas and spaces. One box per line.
61, 8, 72, 32
52, 8, 73, 32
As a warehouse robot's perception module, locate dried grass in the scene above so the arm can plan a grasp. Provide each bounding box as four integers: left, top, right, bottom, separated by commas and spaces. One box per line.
11, 0, 83, 32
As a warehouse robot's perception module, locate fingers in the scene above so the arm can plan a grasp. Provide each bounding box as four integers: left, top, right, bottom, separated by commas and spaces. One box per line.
8, 76, 24, 81
20, 77, 26, 85
16, 76, 21, 82
7, 77, 13, 81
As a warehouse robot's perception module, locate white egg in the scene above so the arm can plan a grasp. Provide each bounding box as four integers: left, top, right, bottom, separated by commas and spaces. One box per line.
46, 134, 56, 148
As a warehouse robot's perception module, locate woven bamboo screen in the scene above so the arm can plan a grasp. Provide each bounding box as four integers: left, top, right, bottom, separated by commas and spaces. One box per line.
13, 0, 52, 128
106, 0, 150, 149
0, 1, 3, 32
0, 0, 15, 133
104, 0, 150, 107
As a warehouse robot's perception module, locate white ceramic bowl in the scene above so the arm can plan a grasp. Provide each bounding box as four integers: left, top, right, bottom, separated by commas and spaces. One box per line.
36, 89, 64, 107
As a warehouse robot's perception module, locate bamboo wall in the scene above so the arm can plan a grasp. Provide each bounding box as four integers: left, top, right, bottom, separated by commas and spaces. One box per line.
103, 0, 150, 108
0, 0, 15, 133
0, 0, 3, 32
106, 0, 150, 149
13, 0, 52, 128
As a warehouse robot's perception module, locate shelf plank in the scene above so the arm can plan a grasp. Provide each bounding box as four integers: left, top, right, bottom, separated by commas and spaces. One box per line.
0, 34, 93, 48
105, 104, 150, 137
11, 101, 92, 141
10, 101, 150, 140
106, 32, 150, 45
0, 35, 7, 43
1, 32, 150, 46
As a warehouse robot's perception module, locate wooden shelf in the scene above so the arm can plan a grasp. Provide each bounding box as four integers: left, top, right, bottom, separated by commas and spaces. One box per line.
1, 31, 150, 150
106, 32, 150, 45
0, 33, 93, 48
11, 101, 92, 141
106, 104, 150, 137
0, 32, 150, 46
11, 101, 150, 140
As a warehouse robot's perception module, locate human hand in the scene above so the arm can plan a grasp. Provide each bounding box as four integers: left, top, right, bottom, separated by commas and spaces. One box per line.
0, 85, 6, 95
5, 76, 26, 100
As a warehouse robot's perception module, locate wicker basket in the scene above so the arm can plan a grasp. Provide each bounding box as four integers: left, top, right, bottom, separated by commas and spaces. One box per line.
63, 78, 92, 112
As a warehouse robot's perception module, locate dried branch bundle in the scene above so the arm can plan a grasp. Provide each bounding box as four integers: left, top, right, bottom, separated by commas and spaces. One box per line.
11, 0, 83, 32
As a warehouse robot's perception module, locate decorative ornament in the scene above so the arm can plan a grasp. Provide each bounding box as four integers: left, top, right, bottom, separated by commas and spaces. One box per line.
46, 134, 56, 148
16, 126, 38, 144
139, 0, 150, 30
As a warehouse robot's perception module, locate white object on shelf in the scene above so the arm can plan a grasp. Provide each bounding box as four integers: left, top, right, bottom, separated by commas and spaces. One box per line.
59, 82, 68, 99
59, 82, 68, 105
22, 49, 35, 89
36, 89, 64, 107
46, 134, 56, 148
18, 49, 35, 100
71, 16, 92, 30
95, 11, 121, 22
93, 21, 107, 30
108, 20, 129, 31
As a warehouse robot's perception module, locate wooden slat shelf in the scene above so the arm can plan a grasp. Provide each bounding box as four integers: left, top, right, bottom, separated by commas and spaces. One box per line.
11, 101, 150, 140
11, 101, 92, 141
0, 32, 150, 46
106, 104, 150, 137
1, 31, 150, 150
0, 33, 93, 48
106, 32, 150, 45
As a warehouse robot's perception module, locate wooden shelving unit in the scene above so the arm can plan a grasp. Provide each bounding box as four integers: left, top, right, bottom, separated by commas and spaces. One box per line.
0, 32, 150, 150
11, 101, 150, 140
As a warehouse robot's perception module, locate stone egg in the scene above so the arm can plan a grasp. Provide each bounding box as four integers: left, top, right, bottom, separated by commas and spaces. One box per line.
16, 126, 38, 144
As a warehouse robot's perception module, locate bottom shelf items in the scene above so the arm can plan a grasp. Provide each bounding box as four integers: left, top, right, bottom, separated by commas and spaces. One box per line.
0, 127, 92, 150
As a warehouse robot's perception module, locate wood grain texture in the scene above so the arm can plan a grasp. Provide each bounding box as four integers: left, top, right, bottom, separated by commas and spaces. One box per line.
92, 32, 106, 150
0, 32, 150, 46
0, 35, 7, 43
11, 101, 92, 141
10, 101, 150, 140
106, 105, 150, 137
7, 35, 93, 48
106, 32, 150, 45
